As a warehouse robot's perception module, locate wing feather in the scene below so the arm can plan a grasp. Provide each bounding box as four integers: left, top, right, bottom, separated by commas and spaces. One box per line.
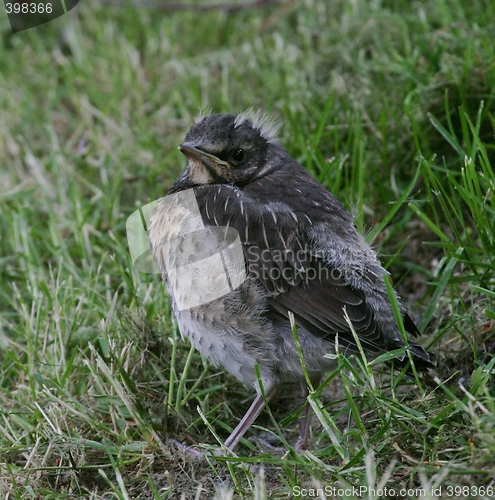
193, 184, 394, 353
192, 177, 430, 364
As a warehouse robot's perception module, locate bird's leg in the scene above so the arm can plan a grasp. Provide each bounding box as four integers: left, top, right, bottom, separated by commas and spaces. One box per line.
166, 388, 276, 459
294, 398, 313, 452
252, 382, 317, 454
294, 379, 319, 452
224, 388, 277, 451
251, 400, 313, 454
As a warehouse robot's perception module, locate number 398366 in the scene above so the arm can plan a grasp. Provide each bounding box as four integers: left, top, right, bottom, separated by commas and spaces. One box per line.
5, 2, 53, 13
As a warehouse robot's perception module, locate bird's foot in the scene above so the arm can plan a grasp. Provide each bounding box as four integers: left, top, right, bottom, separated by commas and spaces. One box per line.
250, 434, 308, 455
293, 436, 308, 453
167, 437, 266, 474
251, 437, 287, 454
166, 438, 235, 460
166, 438, 206, 460
249, 433, 295, 455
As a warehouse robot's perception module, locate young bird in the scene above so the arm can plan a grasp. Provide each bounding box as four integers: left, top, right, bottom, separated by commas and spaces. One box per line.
147, 111, 435, 452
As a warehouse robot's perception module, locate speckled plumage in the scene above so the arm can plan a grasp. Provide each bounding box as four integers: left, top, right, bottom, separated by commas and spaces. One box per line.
147, 112, 435, 451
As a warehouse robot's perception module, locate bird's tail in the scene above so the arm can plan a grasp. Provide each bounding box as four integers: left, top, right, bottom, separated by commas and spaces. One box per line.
390, 338, 436, 371
387, 312, 436, 371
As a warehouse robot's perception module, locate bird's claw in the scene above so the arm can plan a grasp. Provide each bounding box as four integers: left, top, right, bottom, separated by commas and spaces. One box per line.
166, 437, 206, 460
166, 437, 236, 460
249, 435, 308, 455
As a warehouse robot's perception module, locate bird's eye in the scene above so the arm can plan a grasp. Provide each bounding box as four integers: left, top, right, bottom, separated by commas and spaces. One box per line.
231, 148, 245, 163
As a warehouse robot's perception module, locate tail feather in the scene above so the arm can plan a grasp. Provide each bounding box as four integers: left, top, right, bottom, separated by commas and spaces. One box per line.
391, 313, 436, 371
403, 313, 421, 338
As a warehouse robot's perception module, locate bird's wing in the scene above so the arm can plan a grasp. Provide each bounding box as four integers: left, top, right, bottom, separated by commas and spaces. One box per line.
193, 183, 409, 355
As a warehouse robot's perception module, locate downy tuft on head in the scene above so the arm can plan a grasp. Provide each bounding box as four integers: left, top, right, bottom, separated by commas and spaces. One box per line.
234, 109, 282, 144
194, 106, 213, 124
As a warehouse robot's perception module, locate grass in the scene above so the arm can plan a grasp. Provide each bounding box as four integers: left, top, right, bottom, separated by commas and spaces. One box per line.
1, 0, 495, 497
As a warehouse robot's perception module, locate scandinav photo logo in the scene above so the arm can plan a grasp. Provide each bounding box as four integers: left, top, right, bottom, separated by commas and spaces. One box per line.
126, 189, 246, 310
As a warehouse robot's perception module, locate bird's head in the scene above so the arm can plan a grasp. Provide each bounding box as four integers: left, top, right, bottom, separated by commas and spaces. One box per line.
172, 112, 282, 190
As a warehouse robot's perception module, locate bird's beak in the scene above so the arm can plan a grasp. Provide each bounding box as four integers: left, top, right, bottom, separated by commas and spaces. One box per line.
178, 143, 211, 161
179, 143, 232, 182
